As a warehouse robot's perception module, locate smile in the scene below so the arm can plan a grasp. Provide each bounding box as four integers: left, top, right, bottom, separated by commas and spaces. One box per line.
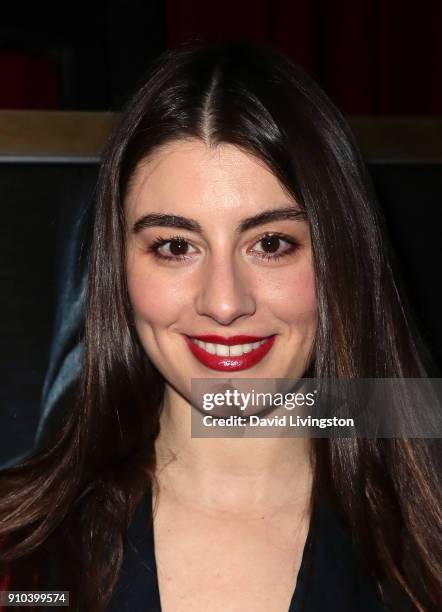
184, 334, 276, 371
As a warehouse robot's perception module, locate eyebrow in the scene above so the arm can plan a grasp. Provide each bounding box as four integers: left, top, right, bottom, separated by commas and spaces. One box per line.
131, 207, 307, 235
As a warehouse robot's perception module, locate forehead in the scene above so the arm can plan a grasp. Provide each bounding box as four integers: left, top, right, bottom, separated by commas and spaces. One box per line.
124, 139, 296, 220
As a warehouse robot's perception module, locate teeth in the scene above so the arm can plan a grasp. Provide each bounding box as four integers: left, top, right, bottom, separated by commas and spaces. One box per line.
205, 342, 216, 355
216, 344, 229, 357
229, 344, 243, 356
191, 338, 269, 356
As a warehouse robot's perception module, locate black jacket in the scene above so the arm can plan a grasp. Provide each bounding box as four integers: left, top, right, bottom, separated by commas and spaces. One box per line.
108, 490, 391, 612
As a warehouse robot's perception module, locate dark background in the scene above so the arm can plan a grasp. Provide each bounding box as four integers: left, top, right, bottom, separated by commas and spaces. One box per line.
1, 1, 441, 465
1, 0, 442, 113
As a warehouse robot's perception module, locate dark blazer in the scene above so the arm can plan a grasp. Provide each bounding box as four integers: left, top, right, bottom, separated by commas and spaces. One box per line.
108, 490, 391, 612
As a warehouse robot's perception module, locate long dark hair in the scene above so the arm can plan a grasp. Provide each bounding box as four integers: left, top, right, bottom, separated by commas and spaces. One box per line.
1, 41, 440, 611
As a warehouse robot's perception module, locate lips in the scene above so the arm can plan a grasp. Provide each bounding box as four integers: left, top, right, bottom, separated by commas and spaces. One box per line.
184, 334, 276, 371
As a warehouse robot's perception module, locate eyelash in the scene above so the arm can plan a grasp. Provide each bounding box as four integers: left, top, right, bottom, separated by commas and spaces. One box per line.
147, 232, 300, 263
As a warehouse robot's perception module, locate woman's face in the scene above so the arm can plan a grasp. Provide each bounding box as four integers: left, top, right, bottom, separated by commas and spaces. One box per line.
125, 139, 317, 398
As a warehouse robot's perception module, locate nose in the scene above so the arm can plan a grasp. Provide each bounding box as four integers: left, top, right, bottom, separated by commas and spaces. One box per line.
195, 254, 256, 325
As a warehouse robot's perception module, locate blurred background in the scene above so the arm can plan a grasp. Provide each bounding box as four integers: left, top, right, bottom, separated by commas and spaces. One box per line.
1, 0, 441, 465
2, 1, 441, 113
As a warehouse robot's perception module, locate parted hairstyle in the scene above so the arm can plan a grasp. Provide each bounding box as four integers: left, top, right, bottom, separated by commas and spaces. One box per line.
0, 41, 440, 611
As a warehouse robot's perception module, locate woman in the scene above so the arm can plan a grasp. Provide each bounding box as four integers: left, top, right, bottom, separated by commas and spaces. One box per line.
0, 41, 440, 611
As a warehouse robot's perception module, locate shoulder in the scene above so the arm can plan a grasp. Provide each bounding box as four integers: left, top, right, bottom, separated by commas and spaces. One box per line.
293, 497, 391, 612
108, 489, 160, 612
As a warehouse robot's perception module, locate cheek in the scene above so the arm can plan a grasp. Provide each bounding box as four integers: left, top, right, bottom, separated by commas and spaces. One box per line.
126, 260, 191, 327
128, 276, 170, 327
260, 262, 317, 324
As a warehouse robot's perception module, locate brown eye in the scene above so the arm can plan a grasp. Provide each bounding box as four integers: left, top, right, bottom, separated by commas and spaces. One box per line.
169, 238, 189, 255
260, 235, 281, 253
251, 233, 299, 261
149, 235, 197, 261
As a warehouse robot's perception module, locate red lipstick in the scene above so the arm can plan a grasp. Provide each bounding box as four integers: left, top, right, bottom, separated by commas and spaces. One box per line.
184, 334, 276, 371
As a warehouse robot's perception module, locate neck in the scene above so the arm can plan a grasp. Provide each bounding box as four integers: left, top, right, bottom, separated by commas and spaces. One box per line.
154, 384, 314, 516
